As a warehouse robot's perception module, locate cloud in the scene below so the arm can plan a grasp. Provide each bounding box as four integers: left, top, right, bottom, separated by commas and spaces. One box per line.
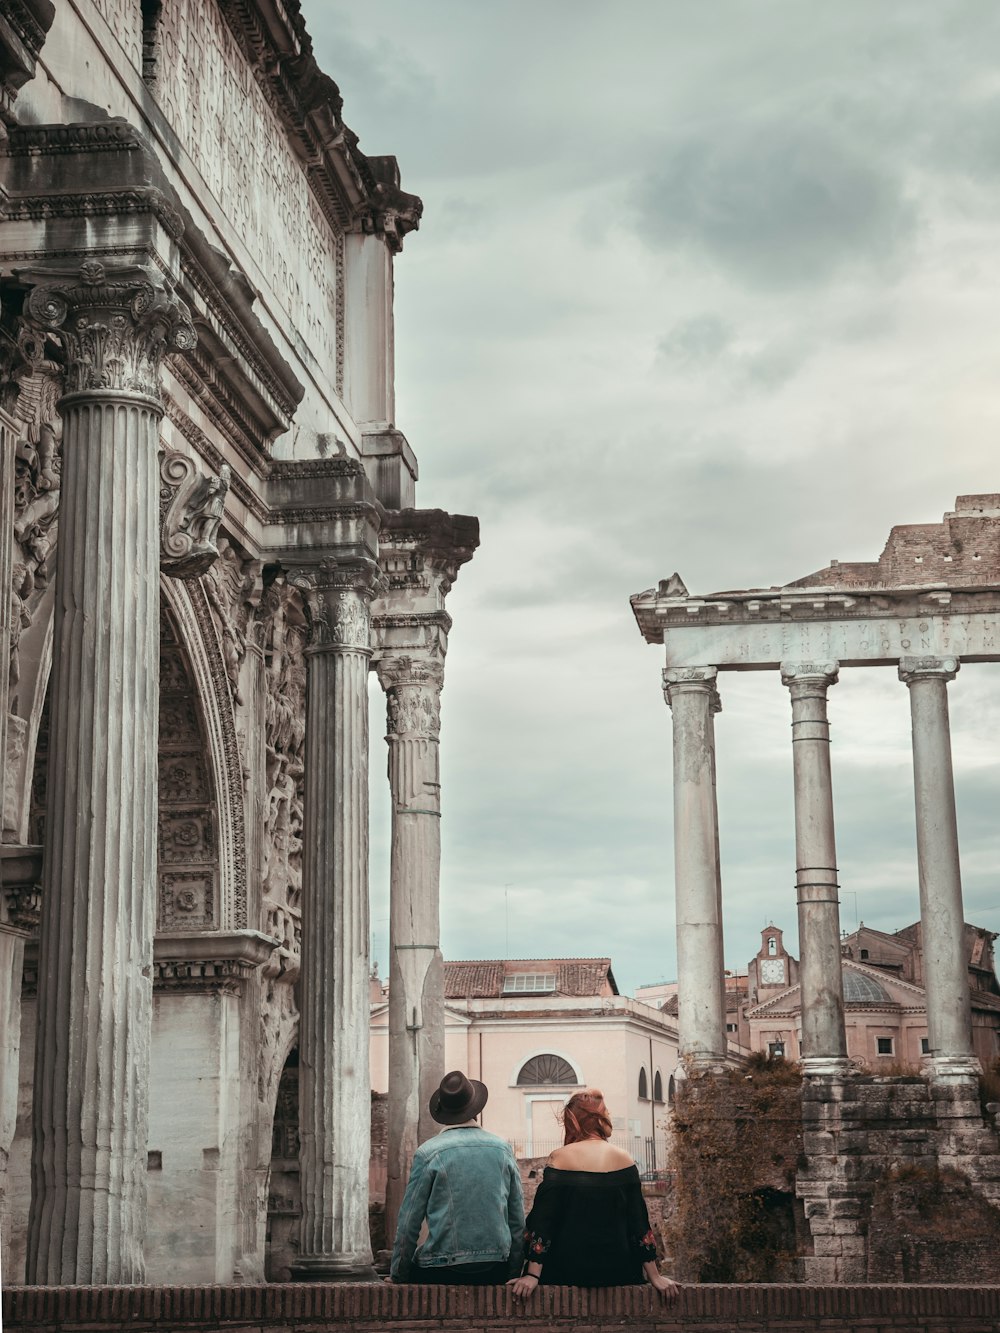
312, 0, 1000, 995
634, 116, 918, 288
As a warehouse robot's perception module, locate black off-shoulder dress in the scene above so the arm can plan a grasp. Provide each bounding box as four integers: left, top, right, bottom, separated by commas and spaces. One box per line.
522, 1164, 657, 1287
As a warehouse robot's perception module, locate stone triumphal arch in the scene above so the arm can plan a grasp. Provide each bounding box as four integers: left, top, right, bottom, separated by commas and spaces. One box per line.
0, 0, 476, 1287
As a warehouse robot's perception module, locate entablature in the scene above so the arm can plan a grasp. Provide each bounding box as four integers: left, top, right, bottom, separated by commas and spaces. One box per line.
632, 576, 1000, 670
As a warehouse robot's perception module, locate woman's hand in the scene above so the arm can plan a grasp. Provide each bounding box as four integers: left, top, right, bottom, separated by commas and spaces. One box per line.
647, 1270, 680, 1301
507, 1273, 540, 1299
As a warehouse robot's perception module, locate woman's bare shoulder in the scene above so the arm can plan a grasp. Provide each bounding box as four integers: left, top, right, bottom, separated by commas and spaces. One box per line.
605, 1144, 635, 1168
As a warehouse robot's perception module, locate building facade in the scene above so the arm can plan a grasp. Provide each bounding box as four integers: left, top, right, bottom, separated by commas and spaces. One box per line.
0, 0, 476, 1287
745, 922, 1000, 1069
371, 959, 678, 1163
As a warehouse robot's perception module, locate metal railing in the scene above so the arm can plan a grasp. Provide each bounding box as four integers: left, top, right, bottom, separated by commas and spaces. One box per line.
510, 1134, 670, 1174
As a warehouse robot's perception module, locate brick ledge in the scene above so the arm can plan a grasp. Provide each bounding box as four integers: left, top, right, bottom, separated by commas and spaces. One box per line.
4, 1282, 1000, 1330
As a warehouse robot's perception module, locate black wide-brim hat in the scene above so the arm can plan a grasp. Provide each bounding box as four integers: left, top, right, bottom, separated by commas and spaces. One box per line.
429, 1070, 489, 1125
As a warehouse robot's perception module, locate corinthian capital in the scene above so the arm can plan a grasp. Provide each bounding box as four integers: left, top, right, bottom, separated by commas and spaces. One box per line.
288, 556, 384, 652
376, 654, 444, 739
19, 259, 196, 400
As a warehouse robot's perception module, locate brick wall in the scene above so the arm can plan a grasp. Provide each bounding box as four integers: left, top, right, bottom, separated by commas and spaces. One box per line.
5, 1283, 1000, 1332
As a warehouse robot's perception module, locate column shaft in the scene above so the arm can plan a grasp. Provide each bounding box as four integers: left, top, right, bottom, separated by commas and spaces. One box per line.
379, 664, 444, 1242
294, 576, 377, 1280
664, 668, 726, 1071
781, 662, 848, 1076
900, 657, 977, 1081
27, 395, 160, 1283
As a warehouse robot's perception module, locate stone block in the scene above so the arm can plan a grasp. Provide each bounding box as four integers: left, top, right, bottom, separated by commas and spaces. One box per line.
803, 1199, 829, 1219
829, 1197, 862, 1218
801, 1131, 837, 1154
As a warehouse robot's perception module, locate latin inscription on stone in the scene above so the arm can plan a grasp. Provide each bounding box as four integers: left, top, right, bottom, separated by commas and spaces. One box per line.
89, 0, 143, 75
664, 615, 1000, 670
96, 0, 343, 385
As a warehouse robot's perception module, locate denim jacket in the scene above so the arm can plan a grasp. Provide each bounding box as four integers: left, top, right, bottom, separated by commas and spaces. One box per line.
390, 1127, 525, 1279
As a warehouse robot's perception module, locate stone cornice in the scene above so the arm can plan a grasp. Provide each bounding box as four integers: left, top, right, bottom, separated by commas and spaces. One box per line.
631, 578, 1000, 645
0, 0, 54, 128
152, 929, 278, 995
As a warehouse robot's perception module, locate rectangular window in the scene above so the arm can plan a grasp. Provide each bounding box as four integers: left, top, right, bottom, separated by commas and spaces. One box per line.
726, 1023, 737, 1033
768, 1041, 785, 1059
502, 973, 556, 994
877, 1037, 893, 1056
921, 1037, 930, 1054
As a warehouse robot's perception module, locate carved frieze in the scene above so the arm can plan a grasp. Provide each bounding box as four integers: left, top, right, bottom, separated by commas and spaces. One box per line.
159, 449, 229, 579
21, 260, 196, 400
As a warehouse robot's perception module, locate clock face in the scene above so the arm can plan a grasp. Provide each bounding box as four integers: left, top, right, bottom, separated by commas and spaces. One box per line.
760, 958, 786, 985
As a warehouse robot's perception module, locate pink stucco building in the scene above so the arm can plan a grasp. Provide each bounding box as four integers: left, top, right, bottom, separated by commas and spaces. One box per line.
370, 958, 679, 1167
744, 922, 1000, 1068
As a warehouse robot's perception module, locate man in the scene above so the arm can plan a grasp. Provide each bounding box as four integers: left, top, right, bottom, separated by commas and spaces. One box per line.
390, 1070, 524, 1284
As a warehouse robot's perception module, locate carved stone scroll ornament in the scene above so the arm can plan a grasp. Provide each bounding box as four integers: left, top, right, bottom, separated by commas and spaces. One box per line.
159, 449, 230, 578
21, 260, 196, 400
288, 557, 383, 652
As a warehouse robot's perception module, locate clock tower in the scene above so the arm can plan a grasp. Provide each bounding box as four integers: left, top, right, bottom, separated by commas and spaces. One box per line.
749, 925, 796, 1002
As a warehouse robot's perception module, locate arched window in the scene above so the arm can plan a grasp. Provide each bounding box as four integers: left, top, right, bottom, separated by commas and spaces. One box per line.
667, 1074, 676, 1105
517, 1054, 577, 1086
653, 1071, 663, 1103
638, 1067, 648, 1100
768, 936, 777, 955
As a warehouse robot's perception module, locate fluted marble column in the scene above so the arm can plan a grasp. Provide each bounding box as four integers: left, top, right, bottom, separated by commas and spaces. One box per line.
663, 666, 727, 1072
781, 661, 849, 1077
291, 560, 380, 1280
375, 654, 445, 1242
899, 656, 978, 1083
21, 260, 195, 1283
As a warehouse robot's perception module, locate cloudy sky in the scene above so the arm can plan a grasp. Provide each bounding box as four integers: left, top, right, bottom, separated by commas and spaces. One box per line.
303, 1, 1000, 995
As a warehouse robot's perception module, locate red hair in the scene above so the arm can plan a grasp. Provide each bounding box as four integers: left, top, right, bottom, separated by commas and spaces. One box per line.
562, 1088, 612, 1144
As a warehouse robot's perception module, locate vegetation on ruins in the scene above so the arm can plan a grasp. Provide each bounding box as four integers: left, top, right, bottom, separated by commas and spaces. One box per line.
663, 1055, 804, 1282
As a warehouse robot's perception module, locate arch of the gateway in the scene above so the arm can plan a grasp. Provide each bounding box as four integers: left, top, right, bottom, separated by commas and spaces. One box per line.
632, 496, 1000, 1087
0, 0, 475, 1288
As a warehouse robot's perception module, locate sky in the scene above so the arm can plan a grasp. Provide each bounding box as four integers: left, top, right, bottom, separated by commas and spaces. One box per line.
302, 1, 1000, 995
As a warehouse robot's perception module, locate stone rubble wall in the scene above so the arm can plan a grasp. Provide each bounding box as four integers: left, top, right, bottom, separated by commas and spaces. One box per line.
5, 1282, 1000, 1332
798, 1076, 1000, 1283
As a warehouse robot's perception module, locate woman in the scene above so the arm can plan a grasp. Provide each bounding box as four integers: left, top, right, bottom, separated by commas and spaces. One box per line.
508, 1089, 679, 1299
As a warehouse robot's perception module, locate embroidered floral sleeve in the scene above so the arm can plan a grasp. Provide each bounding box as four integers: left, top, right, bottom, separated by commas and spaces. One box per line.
524, 1228, 552, 1259
636, 1226, 657, 1261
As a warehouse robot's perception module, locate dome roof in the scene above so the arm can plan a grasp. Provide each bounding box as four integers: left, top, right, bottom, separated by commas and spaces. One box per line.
842, 968, 892, 1004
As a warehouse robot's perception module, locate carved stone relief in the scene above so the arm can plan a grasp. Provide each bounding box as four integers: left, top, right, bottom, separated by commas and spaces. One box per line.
157, 604, 219, 933
4, 329, 62, 707
201, 539, 261, 708
159, 449, 230, 579
255, 579, 306, 1123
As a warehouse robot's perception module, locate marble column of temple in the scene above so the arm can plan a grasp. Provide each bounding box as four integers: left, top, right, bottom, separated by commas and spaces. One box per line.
291, 557, 381, 1281
780, 662, 849, 1077
19, 259, 195, 1283
899, 656, 979, 1083
375, 652, 445, 1242
662, 667, 727, 1071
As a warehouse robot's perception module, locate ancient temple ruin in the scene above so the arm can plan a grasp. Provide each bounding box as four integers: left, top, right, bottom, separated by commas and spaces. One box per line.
0, 0, 476, 1286
632, 495, 1000, 1280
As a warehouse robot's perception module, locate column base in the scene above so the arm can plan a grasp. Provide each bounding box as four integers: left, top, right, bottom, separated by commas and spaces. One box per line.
683, 1053, 728, 1075
924, 1053, 981, 1085
801, 1056, 854, 1079
290, 1254, 380, 1282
